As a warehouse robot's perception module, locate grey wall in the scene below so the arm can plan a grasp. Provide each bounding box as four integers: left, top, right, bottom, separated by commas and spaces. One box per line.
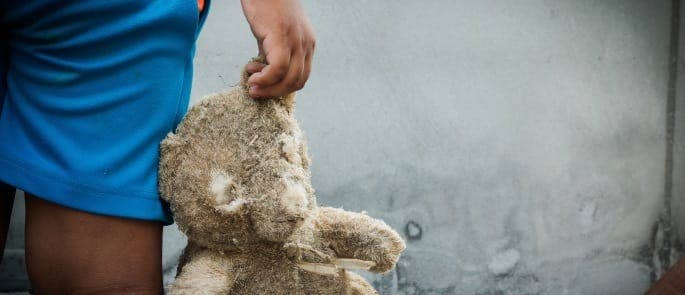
1, 0, 680, 294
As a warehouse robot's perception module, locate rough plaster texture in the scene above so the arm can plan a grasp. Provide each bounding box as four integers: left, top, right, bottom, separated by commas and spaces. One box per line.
0, 0, 679, 294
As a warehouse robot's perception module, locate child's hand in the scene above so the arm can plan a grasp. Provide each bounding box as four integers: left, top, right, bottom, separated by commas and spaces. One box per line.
241, 0, 316, 99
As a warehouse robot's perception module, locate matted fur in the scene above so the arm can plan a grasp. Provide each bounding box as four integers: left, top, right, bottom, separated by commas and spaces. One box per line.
159, 62, 405, 294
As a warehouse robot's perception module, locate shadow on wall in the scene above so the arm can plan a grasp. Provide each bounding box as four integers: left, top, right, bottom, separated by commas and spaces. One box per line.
0, 191, 28, 292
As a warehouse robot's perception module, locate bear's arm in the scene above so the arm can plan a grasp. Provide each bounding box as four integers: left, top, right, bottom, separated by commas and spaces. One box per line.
168, 245, 238, 294
314, 207, 406, 273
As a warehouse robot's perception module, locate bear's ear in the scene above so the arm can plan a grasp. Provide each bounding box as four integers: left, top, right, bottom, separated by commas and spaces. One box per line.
280, 92, 296, 114
161, 132, 184, 153
159, 132, 187, 199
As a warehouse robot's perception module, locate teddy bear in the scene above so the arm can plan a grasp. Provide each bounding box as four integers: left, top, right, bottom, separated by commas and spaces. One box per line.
158, 61, 406, 294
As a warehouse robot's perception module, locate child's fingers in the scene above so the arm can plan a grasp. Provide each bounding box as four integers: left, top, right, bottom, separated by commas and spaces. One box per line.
247, 38, 292, 87
245, 61, 266, 74
250, 48, 305, 98
297, 50, 313, 90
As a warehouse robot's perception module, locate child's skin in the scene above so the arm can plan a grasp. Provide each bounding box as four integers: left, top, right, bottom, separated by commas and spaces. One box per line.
242, 0, 316, 99
0, 0, 315, 293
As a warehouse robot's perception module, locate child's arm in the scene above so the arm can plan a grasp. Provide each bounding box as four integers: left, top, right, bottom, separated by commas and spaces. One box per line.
240, 0, 316, 99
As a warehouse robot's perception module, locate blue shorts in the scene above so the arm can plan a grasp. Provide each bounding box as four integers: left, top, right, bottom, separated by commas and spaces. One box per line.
0, 0, 210, 224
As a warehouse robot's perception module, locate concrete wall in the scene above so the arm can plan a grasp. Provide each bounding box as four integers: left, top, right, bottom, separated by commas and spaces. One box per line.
0, 0, 679, 294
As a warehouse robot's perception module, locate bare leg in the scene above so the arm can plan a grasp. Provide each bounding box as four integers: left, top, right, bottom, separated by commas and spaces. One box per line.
0, 182, 14, 263
24, 193, 163, 294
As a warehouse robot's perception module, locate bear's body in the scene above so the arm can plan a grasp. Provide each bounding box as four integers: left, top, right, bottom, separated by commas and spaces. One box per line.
159, 67, 405, 294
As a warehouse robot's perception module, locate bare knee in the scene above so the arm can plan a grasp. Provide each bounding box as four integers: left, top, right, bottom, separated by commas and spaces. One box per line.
24, 194, 163, 295
28, 268, 163, 295
67, 282, 162, 295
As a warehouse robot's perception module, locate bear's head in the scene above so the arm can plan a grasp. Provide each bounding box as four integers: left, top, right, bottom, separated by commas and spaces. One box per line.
159, 72, 316, 251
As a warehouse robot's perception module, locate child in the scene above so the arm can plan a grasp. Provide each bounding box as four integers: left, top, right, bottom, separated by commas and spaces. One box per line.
0, 0, 315, 292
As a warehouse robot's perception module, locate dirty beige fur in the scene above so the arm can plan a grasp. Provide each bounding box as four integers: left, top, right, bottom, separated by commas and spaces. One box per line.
159, 61, 406, 294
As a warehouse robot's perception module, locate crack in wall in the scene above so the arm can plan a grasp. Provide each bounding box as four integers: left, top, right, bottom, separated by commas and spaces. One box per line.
651, 0, 684, 281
